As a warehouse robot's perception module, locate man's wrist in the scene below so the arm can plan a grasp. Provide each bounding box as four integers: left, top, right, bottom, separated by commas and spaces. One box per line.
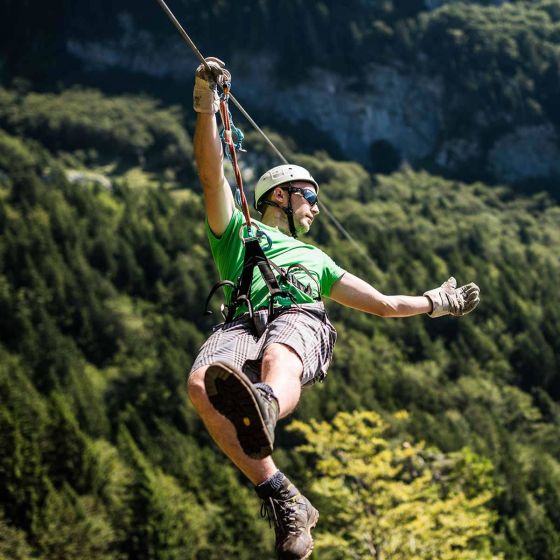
423, 295, 435, 316
424, 295, 433, 314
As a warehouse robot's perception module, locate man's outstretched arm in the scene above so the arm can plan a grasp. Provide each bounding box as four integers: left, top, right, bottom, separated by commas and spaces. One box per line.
193, 57, 235, 237
330, 272, 480, 318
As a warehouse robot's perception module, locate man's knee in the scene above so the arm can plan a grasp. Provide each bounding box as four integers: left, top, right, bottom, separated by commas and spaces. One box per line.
262, 343, 303, 376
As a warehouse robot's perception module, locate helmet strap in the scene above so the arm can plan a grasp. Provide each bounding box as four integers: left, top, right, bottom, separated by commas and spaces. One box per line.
259, 186, 298, 238
285, 187, 298, 238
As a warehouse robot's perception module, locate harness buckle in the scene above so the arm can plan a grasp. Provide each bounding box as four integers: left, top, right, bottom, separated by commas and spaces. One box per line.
238, 222, 272, 251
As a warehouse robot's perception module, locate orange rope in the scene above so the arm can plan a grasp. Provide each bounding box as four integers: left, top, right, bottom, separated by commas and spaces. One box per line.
219, 90, 252, 230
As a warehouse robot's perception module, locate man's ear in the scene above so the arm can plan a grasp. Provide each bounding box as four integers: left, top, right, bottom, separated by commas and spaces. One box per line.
272, 186, 285, 203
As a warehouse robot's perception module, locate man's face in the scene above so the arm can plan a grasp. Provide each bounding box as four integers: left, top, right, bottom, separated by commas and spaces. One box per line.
272, 181, 319, 235
269, 181, 319, 235
290, 181, 320, 235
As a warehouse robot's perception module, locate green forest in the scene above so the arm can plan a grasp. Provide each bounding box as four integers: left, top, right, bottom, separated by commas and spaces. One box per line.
1, 0, 560, 559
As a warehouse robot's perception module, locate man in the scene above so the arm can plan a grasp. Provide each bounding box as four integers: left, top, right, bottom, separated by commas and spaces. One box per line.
187, 58, 480, 560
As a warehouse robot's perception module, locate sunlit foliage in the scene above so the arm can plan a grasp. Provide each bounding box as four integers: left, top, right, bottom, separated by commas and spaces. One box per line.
290, 411, 501, 559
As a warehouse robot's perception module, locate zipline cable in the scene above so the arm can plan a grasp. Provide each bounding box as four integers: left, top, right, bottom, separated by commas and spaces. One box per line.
154, 0, 379, 273
154, 0, 286, 163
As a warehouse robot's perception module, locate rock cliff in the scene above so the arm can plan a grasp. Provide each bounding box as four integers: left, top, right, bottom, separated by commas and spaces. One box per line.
66, 12, 560, 186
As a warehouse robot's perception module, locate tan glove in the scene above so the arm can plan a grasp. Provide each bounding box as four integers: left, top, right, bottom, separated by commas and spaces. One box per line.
193, 57, 231, 114
424, 277, 480, 318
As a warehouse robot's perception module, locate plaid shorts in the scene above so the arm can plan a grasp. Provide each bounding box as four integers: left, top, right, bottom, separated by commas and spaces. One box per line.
189, 303, 337, 387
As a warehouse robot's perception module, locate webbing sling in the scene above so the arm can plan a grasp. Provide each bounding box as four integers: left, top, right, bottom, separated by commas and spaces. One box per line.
204, 233, 299, 330
233, 235, 291, 321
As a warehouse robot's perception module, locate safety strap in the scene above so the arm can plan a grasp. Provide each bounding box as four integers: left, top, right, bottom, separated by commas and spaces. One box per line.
219, 85, 253, 229
204, 237, 322, 324
204, 235, 300, 329
234, 237, 292, 320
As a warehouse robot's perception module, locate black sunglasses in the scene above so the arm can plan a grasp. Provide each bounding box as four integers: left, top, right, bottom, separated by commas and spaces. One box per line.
283, 186, 319, 207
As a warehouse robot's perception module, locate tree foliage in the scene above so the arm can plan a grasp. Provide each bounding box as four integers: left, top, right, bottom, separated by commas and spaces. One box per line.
0, 87, 196, 182
290, 411, 501, 560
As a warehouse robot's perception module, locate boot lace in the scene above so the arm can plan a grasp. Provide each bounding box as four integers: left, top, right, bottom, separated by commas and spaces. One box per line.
260, 493, 300, 536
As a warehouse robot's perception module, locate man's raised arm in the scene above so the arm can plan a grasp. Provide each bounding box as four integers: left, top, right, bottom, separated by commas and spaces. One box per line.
193, 57, 235, 237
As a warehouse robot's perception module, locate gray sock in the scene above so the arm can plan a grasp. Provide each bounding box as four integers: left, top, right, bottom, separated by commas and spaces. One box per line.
255, 470, 285, 499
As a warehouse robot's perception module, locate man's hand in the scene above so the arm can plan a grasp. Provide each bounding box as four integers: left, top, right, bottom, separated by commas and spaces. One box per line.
193, 57, 231, 114
424, 277, 480, 318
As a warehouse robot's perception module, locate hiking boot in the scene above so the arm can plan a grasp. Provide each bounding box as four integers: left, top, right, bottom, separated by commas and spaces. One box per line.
259, 477, 319, 560
204, 362, 279, 459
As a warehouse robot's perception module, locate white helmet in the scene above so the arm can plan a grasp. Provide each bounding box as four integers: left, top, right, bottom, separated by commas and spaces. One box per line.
254, 164, 318, 211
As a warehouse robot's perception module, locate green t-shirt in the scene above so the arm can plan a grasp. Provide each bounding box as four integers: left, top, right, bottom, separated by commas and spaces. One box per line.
207, 209, 346, 317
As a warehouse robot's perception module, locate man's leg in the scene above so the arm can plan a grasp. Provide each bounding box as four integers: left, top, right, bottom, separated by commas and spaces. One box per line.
188, 347, 318, 559
188, 365, 277, 485
260, 342, 303, 418
187, 343, 303, 480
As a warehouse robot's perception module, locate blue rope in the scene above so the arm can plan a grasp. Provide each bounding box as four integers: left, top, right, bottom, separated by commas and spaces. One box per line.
220, 106, 245, 161
233, 188, 242, 207
220, 91, 245, 208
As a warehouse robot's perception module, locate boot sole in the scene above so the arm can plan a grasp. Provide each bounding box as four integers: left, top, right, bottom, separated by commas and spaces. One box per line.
204, 362, 274, 459
278, 506, 319, 560
301, 508, 319, 560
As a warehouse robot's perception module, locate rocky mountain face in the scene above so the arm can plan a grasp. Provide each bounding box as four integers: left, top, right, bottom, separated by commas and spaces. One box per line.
65, 12, 560, 187
232, 55, 443, 165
